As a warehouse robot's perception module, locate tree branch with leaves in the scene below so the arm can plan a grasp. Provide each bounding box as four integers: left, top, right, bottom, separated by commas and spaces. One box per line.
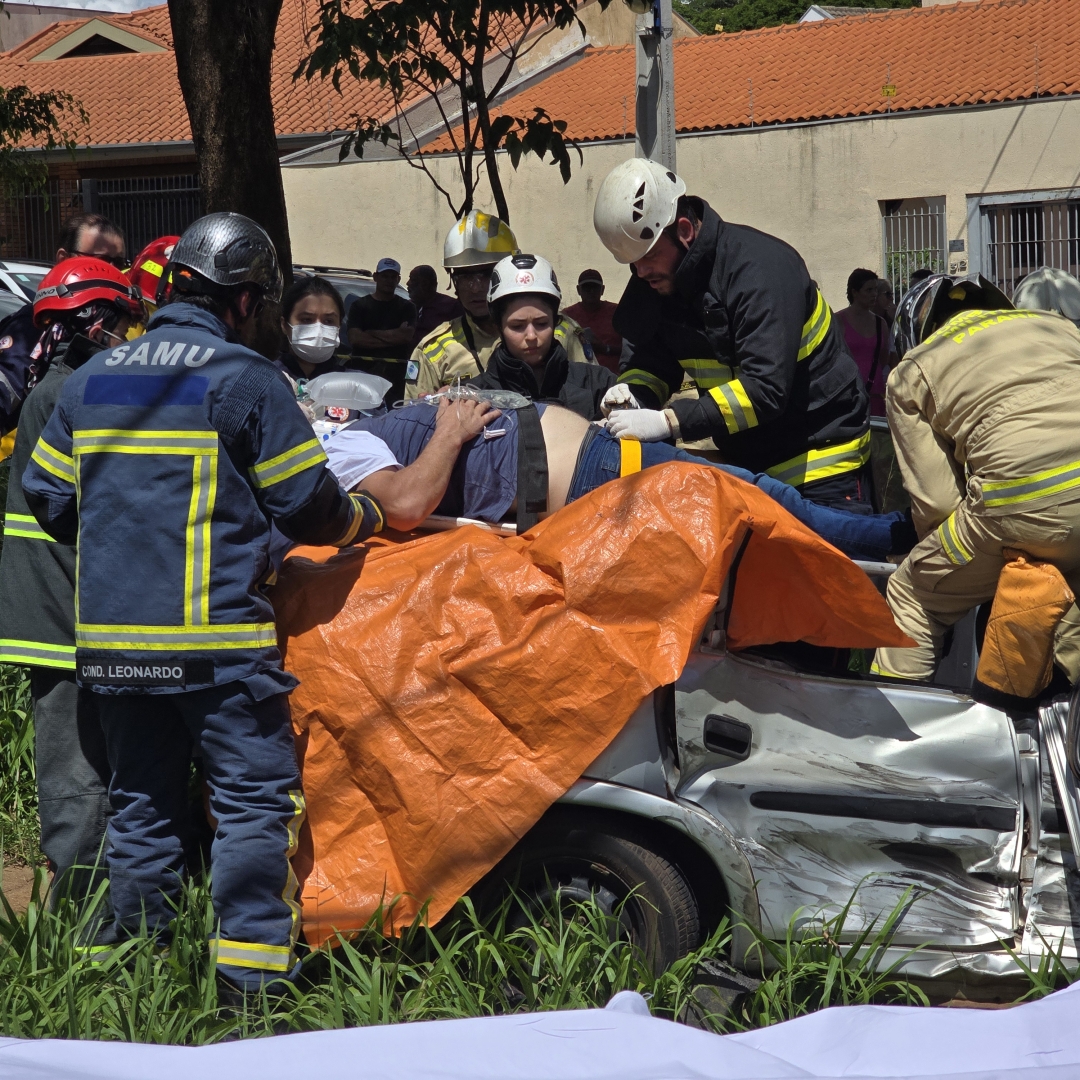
296, 0, 599, 224
0, 84, 86, 194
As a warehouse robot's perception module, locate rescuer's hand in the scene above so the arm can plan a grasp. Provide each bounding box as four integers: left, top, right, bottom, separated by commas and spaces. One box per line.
435, 396, 501, 445
604, 408, 673, 442
600, 384, 640, 417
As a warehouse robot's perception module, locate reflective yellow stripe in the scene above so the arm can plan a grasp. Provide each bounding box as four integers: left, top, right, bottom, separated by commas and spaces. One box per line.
618, 369, 669, 404
709, 379, 759, 434
73, 429, 217, 455
0, 640, 75, 669
619, 439, 642, 477
75, 623, 277, 651
0, 429, 15, 462
766, 431, 871, 488
679, 357, 735, 389
869, 660, 909, 679
981, 458, 1080, 508
4, 513, 55, 541
184, 453, 217, 626
336, 492, 385, 547
283, 790, 306, 945
797, 288, 832, 361
212, 938, 293, 973
937, 512, 973, 566
31, 437, 75, 483
250, 438, 326, 488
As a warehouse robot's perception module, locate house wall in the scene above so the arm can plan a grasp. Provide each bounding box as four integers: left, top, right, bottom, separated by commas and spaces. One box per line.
282, 96, 1080, 310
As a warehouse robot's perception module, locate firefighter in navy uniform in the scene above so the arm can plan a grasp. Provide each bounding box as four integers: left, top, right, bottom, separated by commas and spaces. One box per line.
22, 213, 386, 993
0, 257, 143, 904
593, 158, 871, 510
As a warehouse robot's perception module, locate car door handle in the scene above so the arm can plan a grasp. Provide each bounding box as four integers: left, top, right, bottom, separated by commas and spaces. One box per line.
703, 714, 753, 760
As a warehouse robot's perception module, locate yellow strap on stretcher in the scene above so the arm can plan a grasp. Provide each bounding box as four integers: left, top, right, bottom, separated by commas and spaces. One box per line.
620, 439, 642, 478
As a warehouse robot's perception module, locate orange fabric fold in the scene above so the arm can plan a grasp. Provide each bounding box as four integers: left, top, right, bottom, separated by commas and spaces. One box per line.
274, 463, 911, 947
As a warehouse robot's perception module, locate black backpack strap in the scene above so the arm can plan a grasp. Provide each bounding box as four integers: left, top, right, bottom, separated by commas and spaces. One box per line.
515, 404, 548, 533
461, 315, 481, 365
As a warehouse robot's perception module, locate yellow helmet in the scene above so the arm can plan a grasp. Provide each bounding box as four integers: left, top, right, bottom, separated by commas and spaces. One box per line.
443, 211, 519, 270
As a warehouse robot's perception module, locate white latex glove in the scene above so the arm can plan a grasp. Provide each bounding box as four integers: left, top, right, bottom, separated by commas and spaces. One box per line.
599, 383, 641, 418
604, 408, 673, 442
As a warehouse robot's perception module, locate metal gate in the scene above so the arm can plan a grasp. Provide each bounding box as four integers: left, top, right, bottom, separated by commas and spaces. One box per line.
881, 197, 947, 295
982, 200, 1080, 296
0, 174, 203, 262
83, 175, 203, 257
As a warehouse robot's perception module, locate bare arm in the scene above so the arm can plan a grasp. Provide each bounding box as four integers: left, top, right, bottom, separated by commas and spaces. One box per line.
356, 398, 501, 530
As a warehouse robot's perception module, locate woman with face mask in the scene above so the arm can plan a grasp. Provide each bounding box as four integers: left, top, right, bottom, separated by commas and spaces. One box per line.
275, 274, 346, 389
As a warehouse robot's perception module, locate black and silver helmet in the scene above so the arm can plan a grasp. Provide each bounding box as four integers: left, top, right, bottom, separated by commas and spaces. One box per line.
1012, 267, 1080, 326
894, 272, 1012, 357
167, 212, 282, 303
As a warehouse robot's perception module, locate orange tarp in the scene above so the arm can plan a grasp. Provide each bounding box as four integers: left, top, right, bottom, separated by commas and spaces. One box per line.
273, 463, 911, 947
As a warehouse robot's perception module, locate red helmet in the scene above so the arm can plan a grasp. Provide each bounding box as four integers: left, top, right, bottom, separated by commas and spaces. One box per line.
128, 235, 179, 305
33, 257, 143, 329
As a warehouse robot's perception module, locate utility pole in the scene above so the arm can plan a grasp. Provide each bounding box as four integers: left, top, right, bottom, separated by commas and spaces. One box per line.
632, 0, 676, 170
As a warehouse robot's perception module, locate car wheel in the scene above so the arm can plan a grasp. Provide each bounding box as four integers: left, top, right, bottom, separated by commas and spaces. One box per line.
491, 815, 701, 972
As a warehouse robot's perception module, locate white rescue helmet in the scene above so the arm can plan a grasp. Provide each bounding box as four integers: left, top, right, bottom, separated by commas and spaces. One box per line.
1012, 267, 1080, 324
593, 157, 687, 264
443, 210, 519, 270
487, 253, 561, 309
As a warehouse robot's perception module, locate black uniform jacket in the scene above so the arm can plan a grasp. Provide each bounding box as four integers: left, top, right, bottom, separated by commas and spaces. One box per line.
468, 341, 615, 421
613, 199, 868, 476
0, 339, 98, 669
0, 302, 43, 436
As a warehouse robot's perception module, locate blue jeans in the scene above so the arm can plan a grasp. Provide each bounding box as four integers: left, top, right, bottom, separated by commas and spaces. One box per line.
566, 428, 910, 562
96, 682, 304, 990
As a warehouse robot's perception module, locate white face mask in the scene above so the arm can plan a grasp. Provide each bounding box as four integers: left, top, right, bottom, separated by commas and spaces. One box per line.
290, 321, 339, 364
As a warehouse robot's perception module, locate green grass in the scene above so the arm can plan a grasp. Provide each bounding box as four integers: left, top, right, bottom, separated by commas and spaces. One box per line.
0, 664, 39, 865
0, 657, 1076, 1043
0, 874, 955, 1044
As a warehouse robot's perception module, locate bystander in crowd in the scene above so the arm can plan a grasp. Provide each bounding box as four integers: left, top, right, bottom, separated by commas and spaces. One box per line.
407, 264, 464, 345
562, 269, 622, 374
348, 257, 416, 403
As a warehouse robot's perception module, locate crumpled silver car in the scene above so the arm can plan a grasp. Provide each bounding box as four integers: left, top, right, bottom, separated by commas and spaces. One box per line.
486, 561, 1080, 986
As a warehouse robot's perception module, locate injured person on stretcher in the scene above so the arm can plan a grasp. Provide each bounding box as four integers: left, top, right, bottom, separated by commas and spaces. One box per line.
322, 396, 915, 563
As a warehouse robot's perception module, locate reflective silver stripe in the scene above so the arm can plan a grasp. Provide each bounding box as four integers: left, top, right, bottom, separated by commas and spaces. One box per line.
937, 513, 973, 566
4, 513, 55, 541
618, 369, 669, 403
797, 289, 832, 361
75, 624, 277, 649
213, 938, 293, 972
0, 640, 76, 668
250, 438, 327, 488
712, 382, 755, 433
31, 439, 75, 482
766, 432, 871, 488
679, 358, 735, 388
186, 454, 216, 625
73, 433, 217, 452
982, 460, 1080, 508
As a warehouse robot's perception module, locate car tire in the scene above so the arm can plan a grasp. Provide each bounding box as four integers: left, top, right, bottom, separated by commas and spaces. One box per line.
490, 814, 702, 972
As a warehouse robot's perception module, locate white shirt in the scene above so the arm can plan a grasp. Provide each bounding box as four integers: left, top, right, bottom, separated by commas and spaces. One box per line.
324, 428, 400, 490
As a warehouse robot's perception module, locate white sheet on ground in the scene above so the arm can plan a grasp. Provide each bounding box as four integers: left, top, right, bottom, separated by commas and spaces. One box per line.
0, 984, 1077, 1080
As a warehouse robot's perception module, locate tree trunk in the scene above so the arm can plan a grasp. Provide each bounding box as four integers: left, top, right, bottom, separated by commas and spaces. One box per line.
168, 0, 292, 281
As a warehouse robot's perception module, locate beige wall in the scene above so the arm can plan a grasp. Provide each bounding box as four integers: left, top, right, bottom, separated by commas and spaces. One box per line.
283, 96, 1080, 310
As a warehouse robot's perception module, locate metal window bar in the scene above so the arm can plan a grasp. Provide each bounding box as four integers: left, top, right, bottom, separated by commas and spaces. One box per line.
0, 174, 203, 262
881, 198, 947, 296
983, 200, 1080, 296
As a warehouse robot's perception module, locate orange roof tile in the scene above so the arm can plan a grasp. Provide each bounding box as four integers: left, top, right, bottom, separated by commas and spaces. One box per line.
0, 0, 398, 147
432, 0, 1080, 148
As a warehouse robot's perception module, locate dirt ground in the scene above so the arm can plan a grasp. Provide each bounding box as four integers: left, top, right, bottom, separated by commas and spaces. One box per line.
1, 863, 39, 915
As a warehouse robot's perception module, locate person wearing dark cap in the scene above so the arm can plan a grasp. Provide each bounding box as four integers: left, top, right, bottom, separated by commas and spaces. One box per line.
348, 256, 417, 403
407, 264, 464, 345
562, 269, 622, 374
